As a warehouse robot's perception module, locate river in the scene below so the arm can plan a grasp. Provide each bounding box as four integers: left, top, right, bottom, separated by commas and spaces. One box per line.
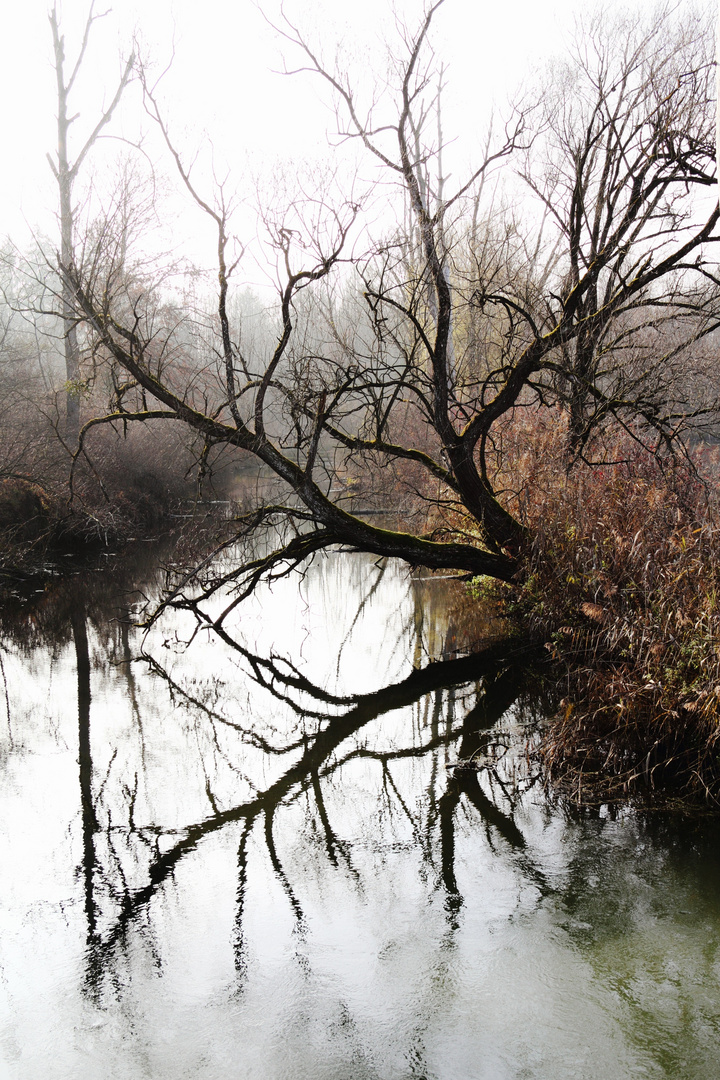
0, 547, 718, 1079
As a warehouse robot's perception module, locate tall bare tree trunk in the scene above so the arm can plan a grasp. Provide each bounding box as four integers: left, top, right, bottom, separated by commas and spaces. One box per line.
48, 3, 133, 447
51, 22, 81, 443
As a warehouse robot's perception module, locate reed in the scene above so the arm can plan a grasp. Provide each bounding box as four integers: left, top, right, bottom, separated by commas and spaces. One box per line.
481, 411, 720, 807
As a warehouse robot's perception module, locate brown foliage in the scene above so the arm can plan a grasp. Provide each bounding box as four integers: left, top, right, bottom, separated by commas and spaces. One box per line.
480, 407, 720, 807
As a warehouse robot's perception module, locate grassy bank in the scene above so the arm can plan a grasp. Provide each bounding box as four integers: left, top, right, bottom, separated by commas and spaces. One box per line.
477, 418, 720, 810
0, 417, 225, 597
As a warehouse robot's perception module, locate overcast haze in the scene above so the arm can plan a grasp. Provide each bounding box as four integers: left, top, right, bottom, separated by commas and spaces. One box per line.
0, 0, 681, 262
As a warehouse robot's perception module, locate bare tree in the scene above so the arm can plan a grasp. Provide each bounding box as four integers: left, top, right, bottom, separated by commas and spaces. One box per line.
60, 1, 719, 608
49, 1, 133, 445
515, 3, 719, 456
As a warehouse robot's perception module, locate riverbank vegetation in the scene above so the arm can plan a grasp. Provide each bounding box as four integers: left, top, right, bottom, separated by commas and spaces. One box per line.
465, 413, 720, 808
0, 390, 212, 594
2, 0, 720, 806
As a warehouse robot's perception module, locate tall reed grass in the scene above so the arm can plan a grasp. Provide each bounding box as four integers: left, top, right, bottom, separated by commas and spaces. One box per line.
487, 410, 720, 807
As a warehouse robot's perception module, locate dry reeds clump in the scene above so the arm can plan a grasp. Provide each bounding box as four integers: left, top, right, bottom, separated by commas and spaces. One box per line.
485, 409, 720, 807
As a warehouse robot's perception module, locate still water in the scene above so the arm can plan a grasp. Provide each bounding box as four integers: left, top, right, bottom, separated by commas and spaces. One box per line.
0, 549, 718, 1079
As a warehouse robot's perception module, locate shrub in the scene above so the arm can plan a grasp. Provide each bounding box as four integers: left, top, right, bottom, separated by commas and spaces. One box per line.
480, 408, 720, 807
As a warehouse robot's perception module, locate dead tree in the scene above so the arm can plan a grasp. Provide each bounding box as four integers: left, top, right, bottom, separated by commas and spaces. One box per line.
49, 2, 133, 445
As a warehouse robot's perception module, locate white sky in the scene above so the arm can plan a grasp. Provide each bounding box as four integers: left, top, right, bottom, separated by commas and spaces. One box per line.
0, 0, 675, 268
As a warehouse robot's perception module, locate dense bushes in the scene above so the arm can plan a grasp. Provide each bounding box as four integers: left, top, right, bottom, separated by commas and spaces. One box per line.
0, 377, 218, 584
475, 411, 720, 808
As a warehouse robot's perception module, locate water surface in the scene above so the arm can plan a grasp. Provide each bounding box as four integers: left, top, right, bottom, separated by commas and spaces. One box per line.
0, 550, 718, 1079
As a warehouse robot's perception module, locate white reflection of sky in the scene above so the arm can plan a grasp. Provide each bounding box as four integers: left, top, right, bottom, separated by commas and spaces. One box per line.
0, 553, 719, 1078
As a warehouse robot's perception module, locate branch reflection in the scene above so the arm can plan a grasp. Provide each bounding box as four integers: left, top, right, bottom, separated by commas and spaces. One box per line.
0, 550, 551, 1009
75, 619, 546, 987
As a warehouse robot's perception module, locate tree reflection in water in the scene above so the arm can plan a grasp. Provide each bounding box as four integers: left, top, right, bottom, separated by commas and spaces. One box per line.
2, 550, 720, 1080
97, 629, 544, 989
8, 552, 544, 1002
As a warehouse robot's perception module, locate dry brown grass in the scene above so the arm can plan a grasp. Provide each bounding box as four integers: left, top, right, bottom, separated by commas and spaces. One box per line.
480, 408, 720, 808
